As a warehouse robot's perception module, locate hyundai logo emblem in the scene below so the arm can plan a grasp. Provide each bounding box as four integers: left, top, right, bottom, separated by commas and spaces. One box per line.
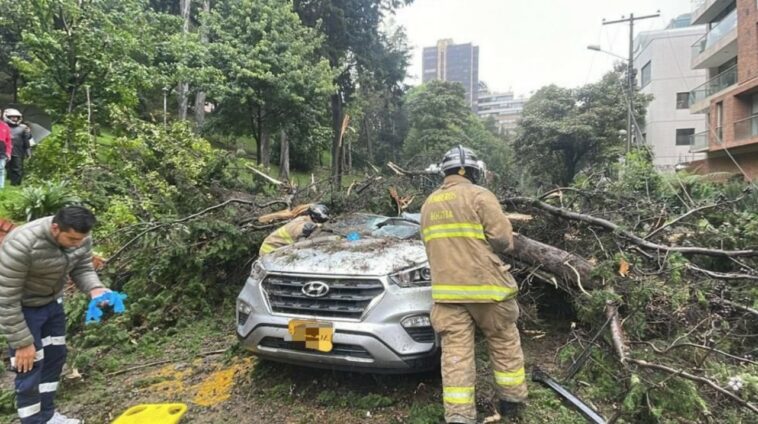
302, 281, 330, 298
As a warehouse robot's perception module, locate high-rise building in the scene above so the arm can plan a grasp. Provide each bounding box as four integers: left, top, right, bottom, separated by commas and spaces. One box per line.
686, 0, 758, 179
476, 82, 527, 135
633, 19, 708, 170
422, 39, 479, 110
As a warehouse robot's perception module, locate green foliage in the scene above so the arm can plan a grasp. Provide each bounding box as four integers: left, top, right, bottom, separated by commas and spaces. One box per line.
8, 0, 159, 119
612, 150, 662, 194
3, 181, 81, 222
514, 67, 652, 187
401, 80, 511, 178
205, 0, 333, 165
406, 402, 444, 424
647, 377, 709, 421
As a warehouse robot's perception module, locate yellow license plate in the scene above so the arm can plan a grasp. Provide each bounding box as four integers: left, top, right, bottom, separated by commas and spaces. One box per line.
287, 319, 333, 352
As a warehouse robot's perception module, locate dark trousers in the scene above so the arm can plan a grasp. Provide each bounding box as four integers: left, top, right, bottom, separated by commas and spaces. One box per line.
8, 300, 67, 424
7, 155, 23, 186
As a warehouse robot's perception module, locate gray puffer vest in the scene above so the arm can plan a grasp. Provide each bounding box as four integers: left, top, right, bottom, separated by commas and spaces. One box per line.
0, 217, 103, 347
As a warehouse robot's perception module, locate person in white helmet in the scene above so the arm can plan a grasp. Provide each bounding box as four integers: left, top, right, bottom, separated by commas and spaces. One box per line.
3, 108, 32, 186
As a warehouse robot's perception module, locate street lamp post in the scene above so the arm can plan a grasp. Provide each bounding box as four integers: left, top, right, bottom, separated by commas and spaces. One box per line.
587, 44, 635, 152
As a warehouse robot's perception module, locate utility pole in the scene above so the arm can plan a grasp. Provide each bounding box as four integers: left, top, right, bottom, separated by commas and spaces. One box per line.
602, 11, 659, 152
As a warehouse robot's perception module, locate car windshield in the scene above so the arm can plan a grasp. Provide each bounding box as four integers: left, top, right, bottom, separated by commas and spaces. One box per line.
321, 213, 420, 240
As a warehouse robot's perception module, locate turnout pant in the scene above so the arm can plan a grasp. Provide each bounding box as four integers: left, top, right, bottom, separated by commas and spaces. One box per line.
8, 299, 67, 424
431, 300, 528, 424
7, 155, 23, 186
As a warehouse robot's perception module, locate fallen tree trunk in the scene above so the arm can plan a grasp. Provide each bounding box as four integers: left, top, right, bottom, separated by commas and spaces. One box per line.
509, 233, 598, 290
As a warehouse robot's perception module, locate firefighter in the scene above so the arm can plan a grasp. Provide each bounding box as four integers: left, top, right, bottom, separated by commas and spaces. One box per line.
420, 145, 527, 424
258, 204, 330, 256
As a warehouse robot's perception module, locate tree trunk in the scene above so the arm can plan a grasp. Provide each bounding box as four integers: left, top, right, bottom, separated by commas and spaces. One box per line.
346, 140, 352, 172
509, 233, 598, 290
193, 0, 210, 127
365, 116, 373, 163
330, 93, 343, 187
261, 128, 271, 168
279, 130, 290, 182
177, 0, 192, 121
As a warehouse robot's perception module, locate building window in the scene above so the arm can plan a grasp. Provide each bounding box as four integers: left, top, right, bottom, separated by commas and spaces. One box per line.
676, 92, 690, 109
676, 128, 695, 146
641, 61, 652, 88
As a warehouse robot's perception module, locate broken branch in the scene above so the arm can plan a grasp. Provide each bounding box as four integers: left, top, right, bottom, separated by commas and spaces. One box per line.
628, 358, 758, 414
504, 197, 758, 258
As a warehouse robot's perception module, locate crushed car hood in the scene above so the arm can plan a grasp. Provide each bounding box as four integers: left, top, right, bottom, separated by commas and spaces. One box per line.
260, 236, 427, 276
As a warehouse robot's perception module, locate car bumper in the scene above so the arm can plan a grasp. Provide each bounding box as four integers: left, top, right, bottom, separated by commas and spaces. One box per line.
237, 324, 438, 373
236, 275, 439, 373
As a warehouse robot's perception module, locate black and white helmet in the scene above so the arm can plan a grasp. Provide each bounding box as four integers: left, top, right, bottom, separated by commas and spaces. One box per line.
308, 204, 330, 223
439, 145, 486, 183
2, 108, 21, 126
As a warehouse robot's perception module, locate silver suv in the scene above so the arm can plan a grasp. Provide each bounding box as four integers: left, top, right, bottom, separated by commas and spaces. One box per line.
236, 213, 439, 373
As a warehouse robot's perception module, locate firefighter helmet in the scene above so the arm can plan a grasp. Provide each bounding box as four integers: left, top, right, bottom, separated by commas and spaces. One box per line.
308, 204, 330, 223
439, 145, 485, 183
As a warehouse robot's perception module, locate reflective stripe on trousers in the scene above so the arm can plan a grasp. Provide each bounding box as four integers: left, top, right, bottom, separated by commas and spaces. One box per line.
442, 386, 475, 405
494, 367, 526, 387
10, 300, 68, 424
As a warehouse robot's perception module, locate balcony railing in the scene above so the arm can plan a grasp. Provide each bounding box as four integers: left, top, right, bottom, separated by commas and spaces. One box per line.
734, 115, 758, 141
689, 64, 737, 106
689, 130, 710, 152
691, 8, 738, 57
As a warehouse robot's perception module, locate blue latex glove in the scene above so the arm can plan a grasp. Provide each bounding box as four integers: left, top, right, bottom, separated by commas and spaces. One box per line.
85, 291, 128, 324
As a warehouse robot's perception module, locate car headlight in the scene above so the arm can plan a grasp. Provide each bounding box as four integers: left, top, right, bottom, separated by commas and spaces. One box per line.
250, 260, 266, 282
389, 264, 431, 288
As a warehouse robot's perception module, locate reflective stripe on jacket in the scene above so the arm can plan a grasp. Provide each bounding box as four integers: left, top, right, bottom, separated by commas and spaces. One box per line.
259, 216, 312, 256
420, 175, 517, 303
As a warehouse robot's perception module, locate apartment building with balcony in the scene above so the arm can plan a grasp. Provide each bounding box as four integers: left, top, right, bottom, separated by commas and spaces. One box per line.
687, 0, 758, 179
633, 20, 708, 170
422, 39, 480, 111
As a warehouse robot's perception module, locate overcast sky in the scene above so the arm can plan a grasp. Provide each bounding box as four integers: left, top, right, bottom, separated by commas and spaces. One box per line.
394, 0, 693, 97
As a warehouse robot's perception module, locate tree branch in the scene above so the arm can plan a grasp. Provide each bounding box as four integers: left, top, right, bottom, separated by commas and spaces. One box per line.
104, 199, 256, 267
628, 358, 758, 414
504, 197, 758, 258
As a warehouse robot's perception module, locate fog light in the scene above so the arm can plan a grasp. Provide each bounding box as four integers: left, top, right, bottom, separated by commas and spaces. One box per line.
237, 301, 252, 326
402, 315, 431, 328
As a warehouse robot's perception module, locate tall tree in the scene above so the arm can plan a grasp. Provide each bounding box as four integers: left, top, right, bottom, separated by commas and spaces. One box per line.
402, 80, 509, 176
514, 68, 651, 187
177, 0, 192, 120
292, 0, 412, 186
7, 0, 161, 119
206, 0, 333, 166
193, 0, 211, 126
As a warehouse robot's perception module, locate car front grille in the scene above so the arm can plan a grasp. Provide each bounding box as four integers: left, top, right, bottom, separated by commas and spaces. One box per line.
262, 275, 385, 319
259, 337, 373, 359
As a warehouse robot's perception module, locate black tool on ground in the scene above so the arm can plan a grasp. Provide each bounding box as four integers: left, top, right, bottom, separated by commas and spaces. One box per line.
532, 367, 607, 424
563, 315, 613, 382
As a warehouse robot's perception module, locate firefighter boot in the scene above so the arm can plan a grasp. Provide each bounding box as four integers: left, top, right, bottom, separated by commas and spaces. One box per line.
498, 399, 524, 419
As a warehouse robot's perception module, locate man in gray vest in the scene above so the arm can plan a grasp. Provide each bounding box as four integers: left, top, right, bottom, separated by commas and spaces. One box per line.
0, 206, 109, 424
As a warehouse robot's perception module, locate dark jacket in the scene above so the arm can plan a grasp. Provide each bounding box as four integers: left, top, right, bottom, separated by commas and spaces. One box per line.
9, 124, 31, 157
